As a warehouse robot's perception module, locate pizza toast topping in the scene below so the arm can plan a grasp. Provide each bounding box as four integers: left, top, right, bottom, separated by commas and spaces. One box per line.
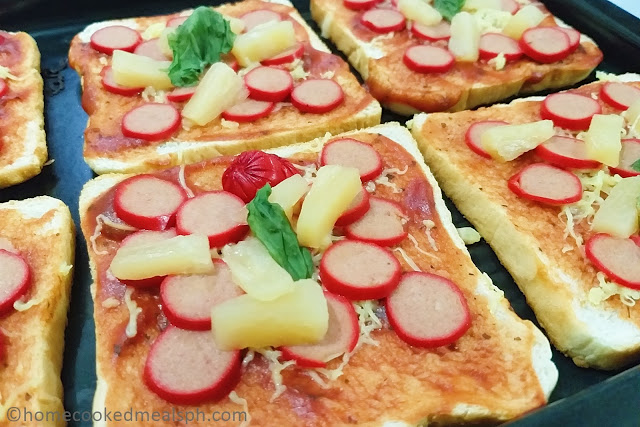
0, 250, 31, 315
481, 119, 554, 161
291, 79, 345, 114
133, 38, 169, 61
221, 99, 275, 122
232, 20, 296, 66
540, 93, 602, 130
502, 4, 545, 39
118, 229, 178, 288
166, 85, 197, 102
261, 42, 304, 66
397, 0, 442, 27
320, 138, 383, 182
519, 26, 571, 63
478, 32, 522, 61
361, 9, 406, 34
584, 114, 624, 167
448, 11, 481, 62
335, 187, 370, 226
508, 163, 582, 205
90, 25, 142, 55
591, 176, 640, 238
410, 21, 451, 41
465, 120, 508, 158
343, 0, 381, 11
244, 66, 293, 102
534, 136, 602, 170
600, 82, 640, 110
585, 234, 640, 290
101, 66, 143, 96
610, 139, 640, 178
345, 197, 408, 246
403, 45, 455, 74
121, 103, 182, 141
268, 174, 309, 220
111, 50, 173, 90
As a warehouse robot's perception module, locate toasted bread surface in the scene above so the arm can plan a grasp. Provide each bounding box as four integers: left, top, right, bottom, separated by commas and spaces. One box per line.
0, 197, 75, 427
0, 31, 47, 187
412, 75, 640, 370
310, 0, 602, 115
68, 0, 381, 175
79, 123, 556, 426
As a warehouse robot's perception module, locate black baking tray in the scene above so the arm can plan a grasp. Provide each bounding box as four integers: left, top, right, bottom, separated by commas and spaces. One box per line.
1, 0, 640, 425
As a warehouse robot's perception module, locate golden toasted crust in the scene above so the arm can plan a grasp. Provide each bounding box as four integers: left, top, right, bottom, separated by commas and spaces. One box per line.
79, 123, 556, 426
0, 197, 75, 427
310, 0, 603, 115
0, 31, 47, 187
412, 77, 640, 370
67, 0, 381, 175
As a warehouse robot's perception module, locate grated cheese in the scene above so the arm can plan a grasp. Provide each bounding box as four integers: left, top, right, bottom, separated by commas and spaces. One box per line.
293, 162, 318, 182
473, 9, 512, 34
319, 70, 335, 79
178, 164, 195, 198
228, 392, 251, 427
353, 300, 383, 347
0, 65, 19, 81
90, 217, 109, 256
13, 296, 43, 312
289, 59, 310, 80
588, 272, 640, 306
488, 52, 506, 71
407, 232, 438, 260
393, 246, 421, 271
254, 348, 295, 402
242, 349, 255, 368
221, 118, 240, 129
142, 22, 166, 40
101, 297, 121, 309
422, 220, 438, 251
124, 287, 142, 338
374, 173, 402, 193
141, 86, 168, 103
365, 181, 376, 193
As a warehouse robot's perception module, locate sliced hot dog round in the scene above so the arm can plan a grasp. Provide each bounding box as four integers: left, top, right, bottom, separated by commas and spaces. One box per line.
121, 103, 181, 141
0, 79, 7, 98
0, 250, 31, 315
335, 187, 370, 227
345, 197, 407, 246
221, 99, 275, 123
609, 139, 640, 178
479, 33, 522, 61
519, 26, 571, 63
508, 163, 582, 205
167, 16, 189, 28
144, 326, 242, 404
291, 79, 344, 114
344, 0, 380, 10
166, 86, 197, 102
600, 82, 640, 110
540, 92, 601, 130
176, 191, 249, 248
240, 9, 281, 32
360, 9, 406, 33
586, 234, 640, 290
403, 45, 454, 74
386, 272, 471, 348
411, 21, 450, 42
133, 38, 169, 61
244, 66, 293, 102
465, 120, 509, 159
535, 135, 601, 169
101, 66, 143, 97
261, 43, 304, 66
320, 240, 402, 300
118, 229, 177, 288
556, 27, 581, 53
281, 291, 359, 368
161, 260, 244, 331
501, 0, 520, 14
90, 25, 142, 55
320, 138, 383, 182
114, 175, 187, 230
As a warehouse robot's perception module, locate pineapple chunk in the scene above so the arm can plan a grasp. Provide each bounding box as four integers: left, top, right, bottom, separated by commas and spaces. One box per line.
224, 15, 246, 34
232, 20, 296, 67
158, 28, 175, 59
463, 0, 501, 11
623, 99, 640, 136
448, 12, 481, 62
111, 50, 173, 90
502, 5, 545, 39
481, 120, 554, 161
211, 278, 329, 350
142, 22, 167, 40
182, 63, 247, 126
592, 177, 640, 238
110, 234, 214, 280
296, 165, 361, 249
397, 0, 442, 27
269, 174, 309, 220
221, 237, 294, 301
584, 114, 624, 167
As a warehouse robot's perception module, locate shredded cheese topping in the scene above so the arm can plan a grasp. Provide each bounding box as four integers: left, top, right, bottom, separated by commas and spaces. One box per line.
13, 296, 43, 312
289, 59, 310, 80
293, 162, 318, 182
178, 164, 195, 198
422, 219, 438, 251
488, 52, 506, 71
588, 272, 640, 306
124, 287, 142, 338
393, 246, 421, 271
0, 65, 19, 81
353, 300, 383, 347
473, 9, 512, 34
320, 70, 335, 79
141, 86, 168, 103
101, 297, 121, 308
374, 170, 403, 193
228, 392, 251, 427
221, 118, 240, 129
254, 348, 295, 401
364, 181, 376, 193
407, 232, 437, 260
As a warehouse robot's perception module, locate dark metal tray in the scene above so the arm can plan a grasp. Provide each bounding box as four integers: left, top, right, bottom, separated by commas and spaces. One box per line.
1, 0, 639, 425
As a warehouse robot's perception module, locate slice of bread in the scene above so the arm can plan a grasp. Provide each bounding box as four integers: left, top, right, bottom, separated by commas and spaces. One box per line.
310, 0, 602, 115
68, 0, 381, 175
412, 73, 640, 370
79, 123, 556, 426
0, 196, 75, 427
0, 31, 47, 187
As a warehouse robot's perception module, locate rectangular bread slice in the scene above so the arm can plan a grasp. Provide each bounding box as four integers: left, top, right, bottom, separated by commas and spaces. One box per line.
0, 196, 75, 427
68, 0, 381, 175
412, 73, 640, 370
80, 123, 557, 426
0, 31, 47, 188
310, 0, 602, 115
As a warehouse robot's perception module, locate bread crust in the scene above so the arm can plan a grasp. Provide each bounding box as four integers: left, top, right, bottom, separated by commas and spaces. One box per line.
0, 31, 47, 187
0, 197, 75, 427
310, 0, 602, 115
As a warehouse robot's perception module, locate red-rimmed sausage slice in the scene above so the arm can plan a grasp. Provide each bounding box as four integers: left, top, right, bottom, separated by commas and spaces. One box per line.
465, 120, 509, 159
345, 197, 407, 246
118, 229, 177, 288
176, 191, 249, 248
244, 66, 293, 102
144, 326, 241, 404
161, 260, 244, 331
535, 135, 602, 169
167, 16, 189, 28
291, 79, 344, 114
519, 26, 571, 63
166, 86, 197, 102
386, 272, 471, 348
281, 291, 359, 368
0, 79, 7, 97
320, 240, 401, 300
335, 187, 370, 227
586, 234, 640, 290
90, 25, 142, 55
0, 250, 31, 315
320, 138, 383, 182
411, 21, 450, 42
133, 38, 169, 61
114, 175, 187, 230
609, 139, 640, 178
360, 9, 406, 33
600, 82, 640, 110
261, 43, 304, 66
501, 0, 520, 14
221, 99, 275, 123
121, 103, 181, 141
556, 27, 581, 53
403, 45, 454, 73
101, 66, 143, 96
479, 33, 522, 61
540, 93, 602, 130
508, 163, 582, 205
344, 0, 380, 10
240, 9, 281, 32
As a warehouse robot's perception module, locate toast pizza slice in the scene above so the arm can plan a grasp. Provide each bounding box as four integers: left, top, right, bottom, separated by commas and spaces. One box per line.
0, 30, 47, 187
412, 73, 640, 370
0, 197, 75, 427
310, 0, 602, 115
79, 123, 557, 426
68, 0, 381, 175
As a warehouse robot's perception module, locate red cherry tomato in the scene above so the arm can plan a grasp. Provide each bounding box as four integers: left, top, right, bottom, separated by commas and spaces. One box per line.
222, 151, 300, 203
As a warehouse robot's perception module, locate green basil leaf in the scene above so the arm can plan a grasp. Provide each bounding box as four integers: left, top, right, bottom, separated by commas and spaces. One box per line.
632, 158, 640, 172
167, 6, 236, 87
434, 0, 465, 21
247, 185, 314, 281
